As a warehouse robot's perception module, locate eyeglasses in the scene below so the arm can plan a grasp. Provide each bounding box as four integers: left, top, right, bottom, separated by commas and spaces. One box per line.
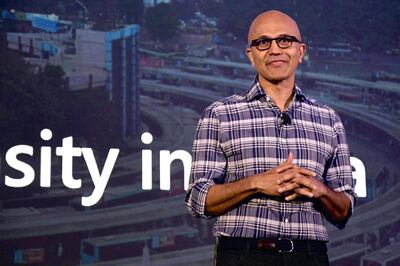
250, 35, 301, 51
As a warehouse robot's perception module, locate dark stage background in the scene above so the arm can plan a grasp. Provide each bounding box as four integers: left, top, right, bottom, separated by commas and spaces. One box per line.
0, 1, 399, 265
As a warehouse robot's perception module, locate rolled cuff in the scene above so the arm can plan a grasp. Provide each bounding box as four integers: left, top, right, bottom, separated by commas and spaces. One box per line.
185, 178, 216, 219
331, 187, 356, 229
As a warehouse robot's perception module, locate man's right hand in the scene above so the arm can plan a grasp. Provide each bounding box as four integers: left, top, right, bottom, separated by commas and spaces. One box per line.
250, 152, 316, 197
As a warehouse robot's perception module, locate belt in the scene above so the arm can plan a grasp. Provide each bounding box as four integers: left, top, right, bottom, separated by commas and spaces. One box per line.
218, 237, 327, 253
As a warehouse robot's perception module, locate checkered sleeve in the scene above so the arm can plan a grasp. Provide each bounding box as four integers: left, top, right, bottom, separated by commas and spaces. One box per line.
185, 105, 227, 219
325, 110, 356, 229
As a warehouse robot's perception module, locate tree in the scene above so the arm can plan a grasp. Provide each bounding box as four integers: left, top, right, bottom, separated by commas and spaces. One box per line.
0, 42, 68, 149
144, 3, 180, 42
66, 88, 121, 153
118, 0, 145, 24
0, 41, 121, 151
0, 42, 70, 198
198, 0, 400, 53
198, 0, 224, 19
170, 0, 196, 21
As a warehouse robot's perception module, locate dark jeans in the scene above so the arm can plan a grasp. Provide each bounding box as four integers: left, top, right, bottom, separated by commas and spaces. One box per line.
215, 239, 329, 266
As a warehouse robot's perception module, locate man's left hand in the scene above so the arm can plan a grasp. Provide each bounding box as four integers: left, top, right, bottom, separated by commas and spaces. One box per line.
277, 174, 328, 201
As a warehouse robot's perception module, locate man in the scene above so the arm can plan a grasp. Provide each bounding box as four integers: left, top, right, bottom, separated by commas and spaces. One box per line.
185, 10, 355, 266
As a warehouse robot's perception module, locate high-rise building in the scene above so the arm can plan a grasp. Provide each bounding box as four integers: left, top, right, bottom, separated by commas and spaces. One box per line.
75, 24, 140, 139
105, 25, 141, 139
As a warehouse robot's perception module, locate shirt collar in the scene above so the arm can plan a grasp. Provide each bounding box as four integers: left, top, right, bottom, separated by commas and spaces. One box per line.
245, 77, 266, 102
294, 86, 307, 102
246, 76, 307, 103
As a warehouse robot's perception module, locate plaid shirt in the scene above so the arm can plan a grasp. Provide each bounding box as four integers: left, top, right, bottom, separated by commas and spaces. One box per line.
185, 79, 355, 241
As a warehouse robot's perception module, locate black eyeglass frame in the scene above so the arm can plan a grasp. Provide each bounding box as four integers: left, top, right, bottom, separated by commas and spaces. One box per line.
249, 35, 302, 51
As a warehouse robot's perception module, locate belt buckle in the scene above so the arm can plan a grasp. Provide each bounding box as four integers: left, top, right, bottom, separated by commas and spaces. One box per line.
278, 238, 294, 253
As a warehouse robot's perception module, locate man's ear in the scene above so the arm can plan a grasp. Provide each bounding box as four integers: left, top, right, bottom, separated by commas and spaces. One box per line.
246, 47, 255, 66
298, 44, 306, 64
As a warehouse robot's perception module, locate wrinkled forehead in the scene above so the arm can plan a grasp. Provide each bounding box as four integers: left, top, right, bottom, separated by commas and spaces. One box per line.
247, 12, 301, 43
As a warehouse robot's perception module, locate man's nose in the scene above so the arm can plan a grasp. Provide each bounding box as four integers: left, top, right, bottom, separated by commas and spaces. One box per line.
269, 40, 283, 54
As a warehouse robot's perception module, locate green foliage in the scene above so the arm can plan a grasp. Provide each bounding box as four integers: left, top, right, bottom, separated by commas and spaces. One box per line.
118, 0, 144, 24
0, 46, 68, 148
170, 0, 197, 20
0, 43, 120, 151
144, 3, 180, 42
197, 0, 225, 19
199, 0, 400, 52
66, 89, 121, 152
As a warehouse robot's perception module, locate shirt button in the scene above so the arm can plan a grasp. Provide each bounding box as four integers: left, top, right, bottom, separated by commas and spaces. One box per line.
285, 218, 289, 223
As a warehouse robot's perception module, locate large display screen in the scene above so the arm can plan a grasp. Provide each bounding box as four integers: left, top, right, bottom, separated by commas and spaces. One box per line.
0, 1, 399, 265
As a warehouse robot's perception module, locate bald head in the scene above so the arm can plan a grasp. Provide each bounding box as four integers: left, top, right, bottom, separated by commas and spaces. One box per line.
247, 10, 301, 43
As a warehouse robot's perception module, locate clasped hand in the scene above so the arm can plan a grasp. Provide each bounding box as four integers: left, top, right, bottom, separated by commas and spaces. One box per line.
253, 152, 327, 201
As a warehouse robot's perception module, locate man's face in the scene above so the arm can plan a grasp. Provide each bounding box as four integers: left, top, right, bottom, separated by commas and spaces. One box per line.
246, 14, 306, 84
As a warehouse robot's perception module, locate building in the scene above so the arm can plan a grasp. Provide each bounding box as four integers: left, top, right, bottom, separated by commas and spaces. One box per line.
105, 25, 141, 139
76, 25, 141, 139
4, 9, 141, 139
